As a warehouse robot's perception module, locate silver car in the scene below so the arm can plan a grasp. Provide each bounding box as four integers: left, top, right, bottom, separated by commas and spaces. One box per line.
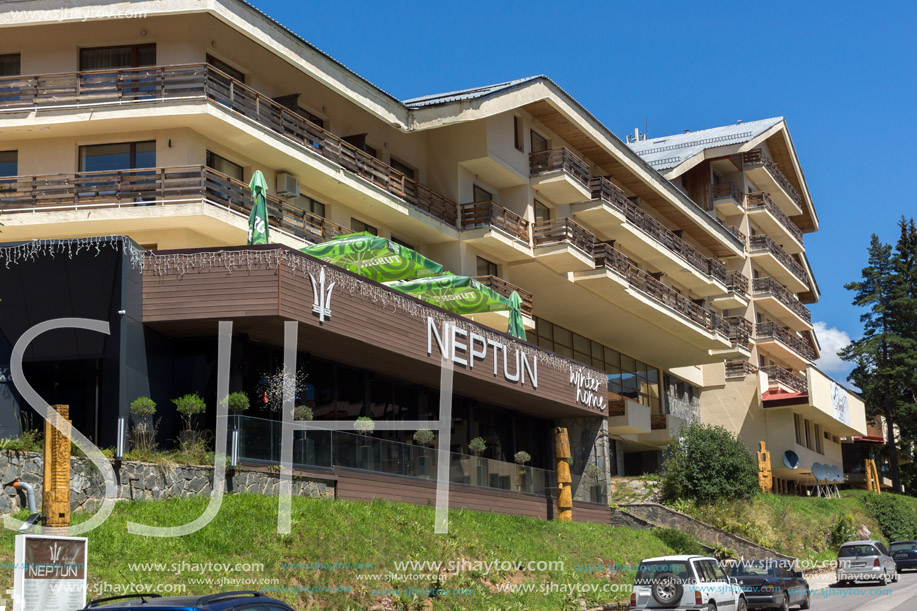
836, 540, 899, 585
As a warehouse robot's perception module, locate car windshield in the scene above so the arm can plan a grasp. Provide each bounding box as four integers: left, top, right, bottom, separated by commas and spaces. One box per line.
890, 542, 917, 552
635, 561, 690, 584
839, 545, 878, 557
729, 562, 774, 577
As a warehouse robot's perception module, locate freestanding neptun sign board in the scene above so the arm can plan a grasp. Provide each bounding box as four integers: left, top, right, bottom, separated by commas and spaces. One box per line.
13, 534, 87, 611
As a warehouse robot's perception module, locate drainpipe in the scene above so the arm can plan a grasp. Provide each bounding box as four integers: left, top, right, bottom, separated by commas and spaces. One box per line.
5, 478, 37, 513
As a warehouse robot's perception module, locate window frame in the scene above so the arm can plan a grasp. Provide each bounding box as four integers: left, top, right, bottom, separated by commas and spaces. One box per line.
389, 156, 416, 181
78, 140, 156, 173
79, 44, 156, 71
513, 115, 524, 151
475, 256, 498, 277
0, 150, 17, 177
351, 218, 378, 236
206, 53, 245, 83
530, 130, 548, 153
206, 150, 244, 182
0, 53, 21, 77
472, 184, 492, 203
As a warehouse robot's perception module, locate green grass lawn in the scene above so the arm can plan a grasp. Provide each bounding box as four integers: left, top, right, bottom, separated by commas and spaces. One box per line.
0, 494, 671, 610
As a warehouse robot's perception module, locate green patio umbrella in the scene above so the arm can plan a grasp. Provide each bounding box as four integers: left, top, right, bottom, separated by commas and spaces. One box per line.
247, 170, 269, 245
507, 291, 527, 341
300, 233, 444, 283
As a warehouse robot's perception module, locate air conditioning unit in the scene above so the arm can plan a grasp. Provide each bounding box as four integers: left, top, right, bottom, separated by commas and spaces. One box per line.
276, 173, 300, 198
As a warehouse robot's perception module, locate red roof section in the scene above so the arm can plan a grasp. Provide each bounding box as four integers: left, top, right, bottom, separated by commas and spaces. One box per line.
761, 389, 809, 407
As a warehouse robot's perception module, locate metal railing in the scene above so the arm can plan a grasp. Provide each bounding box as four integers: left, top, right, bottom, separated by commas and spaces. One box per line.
0, 63, 458, 227
743, 148, 803, 208
532, 218, 595, 255
725, 359, 758, 378
589, 177, 726, 283
746, 192, 804, 244
760, 365, 808, 393
529, 147, 590, 187
0, 165, 349, 244
459, 200, 529, 243
472, 275, 534, 316
752, 277, 812, 323
756, 321, 817, 361
748, 234, 807, 283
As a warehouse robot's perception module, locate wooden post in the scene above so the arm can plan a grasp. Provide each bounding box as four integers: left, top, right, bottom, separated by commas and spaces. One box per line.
553, 427, 573, 522
756, 441, 773, 493
43, 404, 71, 530
865, 459, 881, 494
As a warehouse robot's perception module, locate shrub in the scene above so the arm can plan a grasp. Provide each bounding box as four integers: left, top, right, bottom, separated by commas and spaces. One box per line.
584, 464, 603, 482
660, 421, 759, 503
172, 393, 206, 433
413, 429, 435, 446
354, 417, 374, 435
129, 396, 157, 418
468, 437, 487, 456
831, 513, 857, 547
862, 493, 917, 541
224, 392, 250, 414
293, 405, 313, 421
653, 528, 705, 555
514, 451, 531, 466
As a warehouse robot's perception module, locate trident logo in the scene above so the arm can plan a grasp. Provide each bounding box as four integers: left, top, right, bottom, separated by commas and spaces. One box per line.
49, 541, 61, 564
310, 268, 335, 323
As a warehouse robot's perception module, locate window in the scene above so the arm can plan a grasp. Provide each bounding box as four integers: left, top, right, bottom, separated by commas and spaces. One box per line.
531, 130, 548, 153
299, 107, 324, 129
390, 157, 415, 180
476, 256, 498, 277
79, 141, 155, 172
804, 418, 813, 450
206, 151, 243, 181
0, 151, 17, 177
814, 423, 823, 454
513, 116, 524, 151
206, 54, 244, 82
472, 185, 492, 203
0, 54, 20, 77
794, 413, 803, 446
351, 218, 377, 235
80, 44, 155, 70
534, 200, 551, 223
391, 236, 414, 250
292, 195, 326, 219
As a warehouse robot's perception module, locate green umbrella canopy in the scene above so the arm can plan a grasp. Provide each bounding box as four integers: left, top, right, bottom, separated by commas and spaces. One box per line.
507, 291, 527, 341
300, 233, 444, 282
247, 170, 269, 245
385, 273, 513, 315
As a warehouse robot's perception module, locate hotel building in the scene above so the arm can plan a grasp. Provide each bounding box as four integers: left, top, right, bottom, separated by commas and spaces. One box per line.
0, 0, 865, 516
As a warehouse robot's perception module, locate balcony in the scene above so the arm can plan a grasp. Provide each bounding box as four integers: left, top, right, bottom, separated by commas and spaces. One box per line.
761, 365, 808, 394
460, 200, 532, 262
710, 270, 750, 310
726, 359, 758, 379
607, 398, 651, 434
0, 64, 458, 231
465, 275, 536, 332
571, 177, 728, 297
532, 217, 595, 272
745, 192, 804, 254
756, 322, 817, 367
724, 316, 753, 352
743, 149, 803, 216
0, 165, 348, 246
712, 183, 744, 216
752, 277, 812, 330
748, 234, 808, 293
529, 148, 591, 203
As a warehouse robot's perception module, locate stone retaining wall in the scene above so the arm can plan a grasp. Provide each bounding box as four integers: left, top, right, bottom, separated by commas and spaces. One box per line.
0, 451, 333, 515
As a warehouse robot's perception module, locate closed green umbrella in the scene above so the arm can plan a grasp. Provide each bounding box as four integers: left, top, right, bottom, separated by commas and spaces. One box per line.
300, 233, 444, 283
507, 291, 527, 341
247, 170, 269, 245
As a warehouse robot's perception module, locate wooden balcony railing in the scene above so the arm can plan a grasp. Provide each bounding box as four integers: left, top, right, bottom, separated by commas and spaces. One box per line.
459, 200, 529, 243
752, 277, 812, 324
746, 192, 803, 244
726, 359, 758, 378
724, 316, 752, 349
743, 149, 803, 208
712, 182, 743, 203
472, 275, 534, 317
726, 271, 749, 297
760, 365, 808, 394
650, 415, 668, 430
748, 234, 807, 284
0, 64, 458, 227
756, 321, 817, 362
727, 225, 747, 244
532, 218, 595, 255
0, 165, 349, 244
589, 177, 727, 284
529, 148, 590, 187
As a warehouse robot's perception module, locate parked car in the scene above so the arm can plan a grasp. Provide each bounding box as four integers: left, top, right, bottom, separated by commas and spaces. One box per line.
889, 540, 917, 571
728, 560, 809, 610
80, 590, 293, 610
631, 555, 748, 610
836, 540, 899, 585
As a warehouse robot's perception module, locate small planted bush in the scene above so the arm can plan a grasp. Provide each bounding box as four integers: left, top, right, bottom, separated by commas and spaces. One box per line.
354, 417, 375, 435
173, 393, 206, 433
224, 392, 250, 414
413, 429, 435, 446
293, 405, 313, 421
129, 396, 157, 418
584, 464, 604, 485
468, 437, 487, 456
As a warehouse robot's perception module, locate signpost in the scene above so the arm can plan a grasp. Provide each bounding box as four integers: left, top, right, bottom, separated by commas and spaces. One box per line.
43, 405, 71, 530
757, 441, 773, 493
13, 535, 87, 611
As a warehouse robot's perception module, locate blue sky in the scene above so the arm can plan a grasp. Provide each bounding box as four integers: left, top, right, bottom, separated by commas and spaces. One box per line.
255, 0, 916, 380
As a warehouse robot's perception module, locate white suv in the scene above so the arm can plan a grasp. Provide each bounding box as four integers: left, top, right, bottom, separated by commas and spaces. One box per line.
631, 555, 748, 611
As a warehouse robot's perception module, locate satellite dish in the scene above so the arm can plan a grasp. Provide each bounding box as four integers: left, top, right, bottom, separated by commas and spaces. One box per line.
783, 450, 799, 469
833, 465, 844, 482
812, 462, 826, 481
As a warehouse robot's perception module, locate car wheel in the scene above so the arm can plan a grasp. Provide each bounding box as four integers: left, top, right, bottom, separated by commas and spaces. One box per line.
893, 570, 899, 583
649, 572, 683, 608
736, 597, 746, 611
707, 602, 717, 611
800, 591, 811, 609
778, 593, 789, 611
880, 571, 888, 586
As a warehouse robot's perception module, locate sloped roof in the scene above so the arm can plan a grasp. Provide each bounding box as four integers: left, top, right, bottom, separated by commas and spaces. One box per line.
403, 76, 544, 108
627, 117, 784, 171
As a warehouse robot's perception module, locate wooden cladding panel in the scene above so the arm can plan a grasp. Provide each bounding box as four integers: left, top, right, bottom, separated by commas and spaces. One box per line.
143, 267, 279, 321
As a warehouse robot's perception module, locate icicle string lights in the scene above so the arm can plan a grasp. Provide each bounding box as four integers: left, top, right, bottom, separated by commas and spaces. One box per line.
0, 236, 146, 269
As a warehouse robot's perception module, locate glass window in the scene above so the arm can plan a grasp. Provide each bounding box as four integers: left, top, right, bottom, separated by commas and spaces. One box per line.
292, 195, 325, 218
513, 116, 524, 151
0, 150, 17, 177
794, 413, 803, 446
390, 157, 415, 180
391, 236, 414, 250
206, 54, 244, 82
476, 256, 498, 277
531, 130, 548, 153
473, 185, 492, 203
299, 107, 324, 129
0, 54, 20, 77
534, 200, 551, 223
79, 141, 155, 172
709, 561, 729, 582
336, 366, 365, 418
805, 419, 813, 450
80, 44, 155, 70
205, 150, 243, 181
351, 218, 377, 236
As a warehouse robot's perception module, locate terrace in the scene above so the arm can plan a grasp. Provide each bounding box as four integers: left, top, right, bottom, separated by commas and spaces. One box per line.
529, 147, 592, 203
743, 148, 804, 215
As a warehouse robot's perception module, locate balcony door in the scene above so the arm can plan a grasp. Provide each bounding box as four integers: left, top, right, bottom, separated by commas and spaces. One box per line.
79, 44, 157, 99
78, 141, 157, 203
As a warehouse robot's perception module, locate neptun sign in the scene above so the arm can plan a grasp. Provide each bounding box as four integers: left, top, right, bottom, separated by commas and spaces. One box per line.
13, 534, 87, 611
